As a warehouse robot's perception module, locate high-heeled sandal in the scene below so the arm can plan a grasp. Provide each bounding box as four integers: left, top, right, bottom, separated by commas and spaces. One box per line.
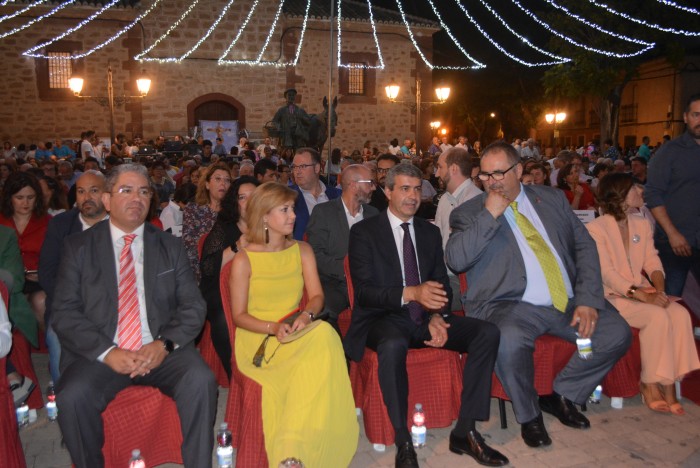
639, 382, 670, 413
659, 383, 685, 416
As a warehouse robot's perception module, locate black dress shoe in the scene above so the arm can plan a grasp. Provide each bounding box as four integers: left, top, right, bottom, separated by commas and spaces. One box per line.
395, 441, 419, 468
539, 393, 591, 429
449, 430, 509, 466
521, 413, 552, 448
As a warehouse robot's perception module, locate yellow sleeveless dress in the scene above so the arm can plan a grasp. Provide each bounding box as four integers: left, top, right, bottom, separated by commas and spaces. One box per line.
235, 243, 358, 467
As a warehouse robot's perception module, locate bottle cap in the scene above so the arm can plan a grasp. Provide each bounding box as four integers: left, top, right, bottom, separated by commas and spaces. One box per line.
415, 403, 422, 411
132, 449, 141, 457
220, 422, 228, 430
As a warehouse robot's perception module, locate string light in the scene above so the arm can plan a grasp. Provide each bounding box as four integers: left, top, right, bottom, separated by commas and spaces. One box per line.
181, 0, 236, 61
0, 0, 76, 40
474, 0, 570, 63
289, 0, 311, 65
509, 0, 656, 57
655, 0, 699, 15
218, 0, 262, 64
0, 0, 17, 6
395, 0, 479, 70
425, 0, 486, 68
454, 0, 565, 67
587, 0, 700, 36
256, 0, 285, 62
337, 0, 386, 69
542, 0, 655, 49
134, 0, 200, 62
0, 0, 46, 24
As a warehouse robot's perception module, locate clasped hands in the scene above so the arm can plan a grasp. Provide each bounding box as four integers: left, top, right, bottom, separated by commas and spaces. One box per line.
272, 314, 312, 342
404, 281, 450, 348
104, 341, 168, 378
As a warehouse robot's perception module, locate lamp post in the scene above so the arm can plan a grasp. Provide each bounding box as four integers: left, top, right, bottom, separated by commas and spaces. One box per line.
385, 75, 450, 155
544, 111, 566, 147
69, 65, 151, 142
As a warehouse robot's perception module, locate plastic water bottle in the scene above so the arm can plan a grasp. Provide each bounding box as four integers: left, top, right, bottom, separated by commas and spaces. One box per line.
217, 422, 233, 468
576, 335, 593, 360
128, 449, 145, 468
16, 403, 29, 427
46, 381, 58, 421
589, 385, 602, 404
411, 403, 426, 448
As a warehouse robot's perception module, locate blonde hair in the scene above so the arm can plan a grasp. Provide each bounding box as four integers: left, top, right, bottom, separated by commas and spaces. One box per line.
195, 162, 231, 206
244, 182, 297, 244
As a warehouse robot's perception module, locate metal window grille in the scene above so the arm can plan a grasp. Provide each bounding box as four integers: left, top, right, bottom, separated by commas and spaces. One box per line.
620, 104, 638, 124
347, 63, 366, 95
48, 52, 72, 89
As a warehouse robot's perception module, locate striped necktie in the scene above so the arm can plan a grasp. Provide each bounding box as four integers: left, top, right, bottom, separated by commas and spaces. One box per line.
117, 234, 142, 350
510, 202, 568, 312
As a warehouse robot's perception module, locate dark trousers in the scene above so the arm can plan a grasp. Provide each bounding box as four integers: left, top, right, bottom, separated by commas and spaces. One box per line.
656, 241, 700, 297
56, 347, 217, 468
471, 300, 632, 424
365, 313, 499, 445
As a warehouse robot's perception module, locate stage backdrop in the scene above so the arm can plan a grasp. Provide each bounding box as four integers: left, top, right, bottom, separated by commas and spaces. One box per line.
200, 120, 239, 153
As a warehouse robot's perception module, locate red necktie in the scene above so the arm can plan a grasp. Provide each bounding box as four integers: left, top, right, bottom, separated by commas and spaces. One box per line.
117, 234, 142, 351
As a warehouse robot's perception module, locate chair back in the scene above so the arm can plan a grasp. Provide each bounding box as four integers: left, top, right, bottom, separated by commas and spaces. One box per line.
197, 232, 209, 260
344, 255, 354, 310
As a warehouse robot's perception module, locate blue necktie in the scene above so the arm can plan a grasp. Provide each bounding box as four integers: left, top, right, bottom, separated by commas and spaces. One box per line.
401, 223, 426, 325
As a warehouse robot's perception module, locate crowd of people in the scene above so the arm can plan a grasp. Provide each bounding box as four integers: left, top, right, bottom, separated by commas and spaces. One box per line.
0, 92, 699, 468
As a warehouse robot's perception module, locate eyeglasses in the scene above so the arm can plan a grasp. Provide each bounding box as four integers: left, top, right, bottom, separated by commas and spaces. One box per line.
290, 163, 316, 171
211, 176, 232, 184
113, 186, 153, 199
355, 179, 376, 187
477, 162, 518, 181
377, 167, 393, 174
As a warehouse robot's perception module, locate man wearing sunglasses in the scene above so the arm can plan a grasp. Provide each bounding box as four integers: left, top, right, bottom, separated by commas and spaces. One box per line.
446, 142, 631, 449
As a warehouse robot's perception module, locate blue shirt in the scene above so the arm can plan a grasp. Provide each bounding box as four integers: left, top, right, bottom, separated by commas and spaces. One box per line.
53, 145, 76, 159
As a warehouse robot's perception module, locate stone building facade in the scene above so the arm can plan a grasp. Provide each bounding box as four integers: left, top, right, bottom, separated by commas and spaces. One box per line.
0, 0, 440, 153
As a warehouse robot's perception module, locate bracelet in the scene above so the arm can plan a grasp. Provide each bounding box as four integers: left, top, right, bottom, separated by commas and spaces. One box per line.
266, 322, 272, 335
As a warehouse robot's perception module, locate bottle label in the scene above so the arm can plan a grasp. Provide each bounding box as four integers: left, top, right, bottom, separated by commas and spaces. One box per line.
576, 338, 592, 359
47, 402, 58, 420
412, 411, 425, 426
217, 446, 234, 467
411, 426, 426, 447
16, 406, 29, 426
129, 461, 145, 468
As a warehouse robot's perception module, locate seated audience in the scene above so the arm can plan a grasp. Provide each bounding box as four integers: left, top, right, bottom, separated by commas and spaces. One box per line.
586, 173, 700, 414
200, 176, 259, 379
524, 163, 550, 186
230, 182, 358, 466
557, 163, 595, 210
182, 163, 231, 282
159, 184, 195, 237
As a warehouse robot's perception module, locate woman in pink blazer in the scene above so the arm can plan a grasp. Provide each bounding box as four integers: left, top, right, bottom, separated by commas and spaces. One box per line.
587, 173, 700, 415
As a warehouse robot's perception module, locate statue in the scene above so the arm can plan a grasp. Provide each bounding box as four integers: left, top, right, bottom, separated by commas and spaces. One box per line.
272, 88, 311, 151
307, 96, 338, 154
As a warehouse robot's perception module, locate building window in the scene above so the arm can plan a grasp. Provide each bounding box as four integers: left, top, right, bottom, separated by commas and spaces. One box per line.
620, 104, 638, 124
48, 52, 72, 89
347, 63, 366, 95
339, 52, 377, 105
35, 40, 82, 101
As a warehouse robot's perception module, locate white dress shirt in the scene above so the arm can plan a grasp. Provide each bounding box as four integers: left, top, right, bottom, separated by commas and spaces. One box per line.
299, 181, 330, 215
387, 209, 421, 289
435, 178, 483, 250
342, 199, 365, 229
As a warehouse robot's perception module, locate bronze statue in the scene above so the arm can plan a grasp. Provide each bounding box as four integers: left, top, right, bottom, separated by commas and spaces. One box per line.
272, 88, 310, 151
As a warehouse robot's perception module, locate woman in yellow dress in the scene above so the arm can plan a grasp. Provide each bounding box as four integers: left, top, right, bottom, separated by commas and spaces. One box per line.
230, 182, 358, 467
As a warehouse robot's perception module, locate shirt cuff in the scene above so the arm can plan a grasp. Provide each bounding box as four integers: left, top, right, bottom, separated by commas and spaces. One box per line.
97, 345, 116, 362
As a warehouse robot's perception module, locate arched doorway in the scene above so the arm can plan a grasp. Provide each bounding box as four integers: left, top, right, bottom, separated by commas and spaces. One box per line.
187, 93, 246, 130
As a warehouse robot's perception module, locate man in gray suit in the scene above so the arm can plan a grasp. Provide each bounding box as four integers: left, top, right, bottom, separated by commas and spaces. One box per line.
446, 142, 631, 449
52, 164, 217, 468
306, 164, 379, 333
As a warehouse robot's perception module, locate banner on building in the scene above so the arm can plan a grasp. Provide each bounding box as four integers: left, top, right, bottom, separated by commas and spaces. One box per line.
200, 120, 239, 153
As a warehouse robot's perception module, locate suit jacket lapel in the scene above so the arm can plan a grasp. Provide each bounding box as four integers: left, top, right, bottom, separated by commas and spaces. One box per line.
95, 222, 119, 330
143, 225, 159, 316
413, 219, 433, 283
333, 198, 350, 243
379, 212, 404, 285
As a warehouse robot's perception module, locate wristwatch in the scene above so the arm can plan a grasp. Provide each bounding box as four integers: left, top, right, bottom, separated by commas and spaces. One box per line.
158, 336, 175, 353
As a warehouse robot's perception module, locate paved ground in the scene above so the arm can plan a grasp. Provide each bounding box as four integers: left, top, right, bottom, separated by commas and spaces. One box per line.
19, 353, 700, 468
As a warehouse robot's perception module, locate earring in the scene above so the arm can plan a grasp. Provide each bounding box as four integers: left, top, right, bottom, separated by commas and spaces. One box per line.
264, 220, 269, 244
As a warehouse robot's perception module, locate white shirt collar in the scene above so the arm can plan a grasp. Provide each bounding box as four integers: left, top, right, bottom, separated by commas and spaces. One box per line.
109, 220, 145, 244
387, 207, 412, 231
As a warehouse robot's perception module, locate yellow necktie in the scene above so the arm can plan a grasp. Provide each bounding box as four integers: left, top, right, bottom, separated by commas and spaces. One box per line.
510, 201, 568, 312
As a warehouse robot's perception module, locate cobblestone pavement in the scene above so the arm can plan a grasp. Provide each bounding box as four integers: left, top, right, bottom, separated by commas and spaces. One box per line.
19, 353, 700, 467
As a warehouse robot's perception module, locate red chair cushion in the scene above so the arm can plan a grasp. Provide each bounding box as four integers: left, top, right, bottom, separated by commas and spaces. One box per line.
102, 386, 183, 467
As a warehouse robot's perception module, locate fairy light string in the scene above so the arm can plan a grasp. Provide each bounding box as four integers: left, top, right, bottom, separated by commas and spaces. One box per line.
0, 0, 76, 40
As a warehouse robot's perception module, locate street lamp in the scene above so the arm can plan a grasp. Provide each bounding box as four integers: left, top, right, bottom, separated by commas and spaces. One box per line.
545, 112, 567, 146
385, 76, 451, 154
69, 65, 152, 142
430, 121, 441, 135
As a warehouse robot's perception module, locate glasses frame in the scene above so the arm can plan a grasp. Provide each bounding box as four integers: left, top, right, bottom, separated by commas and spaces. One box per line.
477, 162, 519, 182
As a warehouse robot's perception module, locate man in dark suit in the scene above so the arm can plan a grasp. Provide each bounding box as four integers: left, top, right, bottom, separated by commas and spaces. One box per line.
39, 170, 108, 383
369, 153, 401, 212
345, 164, 507, 468
306, 164, 379, 333
52, 164, 216, 468
446, 142, 631, 448
290, 147, 341, 240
